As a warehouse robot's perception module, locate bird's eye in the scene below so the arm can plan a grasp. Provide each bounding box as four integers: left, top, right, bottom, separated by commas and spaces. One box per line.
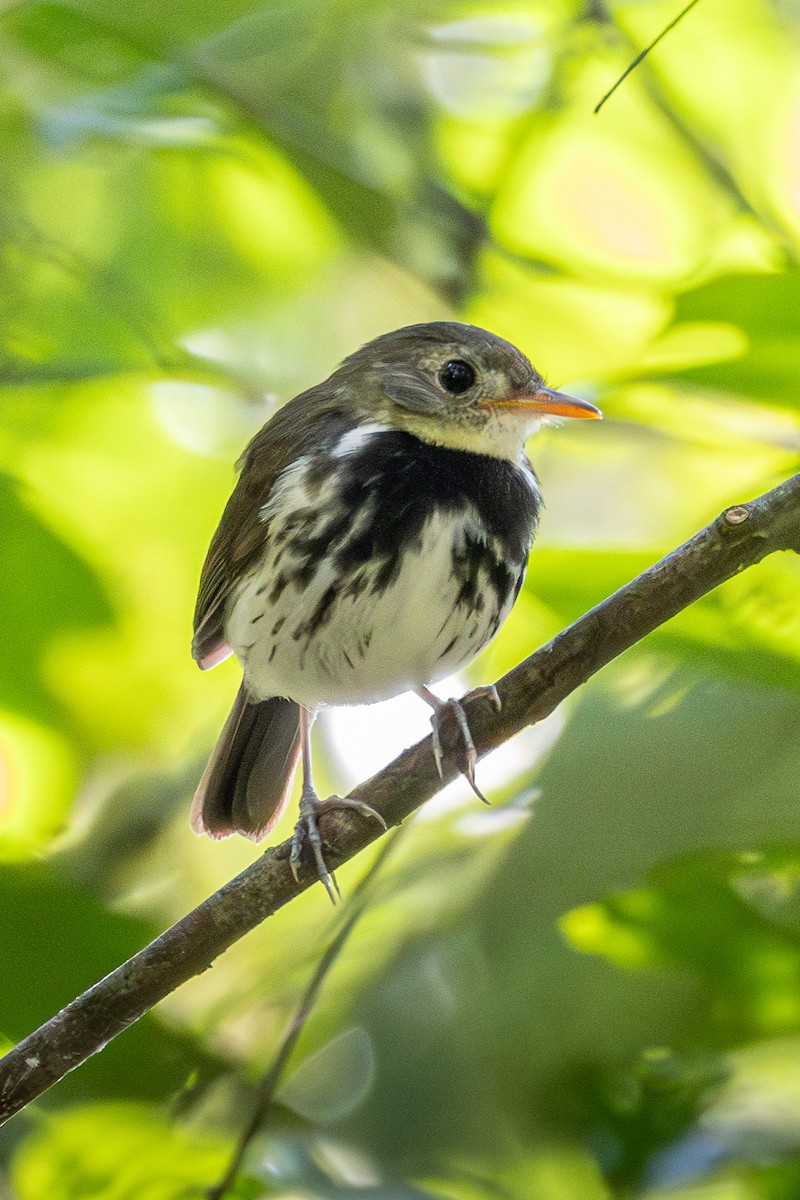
438, 359, 475, 395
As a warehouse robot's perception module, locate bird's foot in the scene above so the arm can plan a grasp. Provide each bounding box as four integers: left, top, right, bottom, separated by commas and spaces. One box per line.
289, 790, 387, 904
428, 686, 502, 805
467, 684, 502, 713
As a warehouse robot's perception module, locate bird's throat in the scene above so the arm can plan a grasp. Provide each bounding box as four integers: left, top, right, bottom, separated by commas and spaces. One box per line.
394, 410, 539, 464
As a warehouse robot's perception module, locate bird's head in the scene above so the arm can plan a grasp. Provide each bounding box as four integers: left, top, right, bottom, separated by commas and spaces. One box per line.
335, 321, 601, 459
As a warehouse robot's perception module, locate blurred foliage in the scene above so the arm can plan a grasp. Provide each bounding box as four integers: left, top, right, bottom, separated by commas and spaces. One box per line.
2, 0, 800, 1197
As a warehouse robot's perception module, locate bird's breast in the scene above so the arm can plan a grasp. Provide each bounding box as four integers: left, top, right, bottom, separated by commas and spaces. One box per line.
225, 428, 541, 708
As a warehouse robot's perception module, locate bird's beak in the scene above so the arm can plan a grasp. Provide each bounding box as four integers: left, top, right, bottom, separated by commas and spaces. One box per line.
492, 386, 602, 420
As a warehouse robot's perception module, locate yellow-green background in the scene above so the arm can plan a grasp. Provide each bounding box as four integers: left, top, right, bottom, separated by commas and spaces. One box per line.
3, 1, 800, 1196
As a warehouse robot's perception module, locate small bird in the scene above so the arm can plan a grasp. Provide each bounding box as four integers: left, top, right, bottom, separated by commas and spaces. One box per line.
191, 322, 600, 898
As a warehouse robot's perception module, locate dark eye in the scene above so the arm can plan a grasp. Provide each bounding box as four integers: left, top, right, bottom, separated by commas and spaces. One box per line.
438, 359, 475, 395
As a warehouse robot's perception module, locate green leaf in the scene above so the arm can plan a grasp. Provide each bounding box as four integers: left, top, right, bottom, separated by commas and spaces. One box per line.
562, 844, 800, 1044
655, 270, 800, 406
2, 3, 151, 83
0, 473, 112, 722
10, 1101, 252, 1200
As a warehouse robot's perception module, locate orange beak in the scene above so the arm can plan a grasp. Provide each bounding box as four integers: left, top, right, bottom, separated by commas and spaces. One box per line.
493, 386, 602, 420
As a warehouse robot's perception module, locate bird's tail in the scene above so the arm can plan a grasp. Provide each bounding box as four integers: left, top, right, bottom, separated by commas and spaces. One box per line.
191, 685, 302, 840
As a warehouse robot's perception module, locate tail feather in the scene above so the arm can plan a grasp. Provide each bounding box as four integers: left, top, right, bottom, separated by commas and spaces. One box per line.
191, 685, 302, 841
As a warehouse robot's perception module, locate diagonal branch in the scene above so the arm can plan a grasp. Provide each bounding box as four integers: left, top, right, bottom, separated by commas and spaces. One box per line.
2, 473, 799, 1125
594, 0, 703, 113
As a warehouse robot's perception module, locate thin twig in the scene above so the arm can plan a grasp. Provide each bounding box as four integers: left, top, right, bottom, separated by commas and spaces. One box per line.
208, 827, 406, 1200
1, 473, 800, 1125
595, 0, 703, 113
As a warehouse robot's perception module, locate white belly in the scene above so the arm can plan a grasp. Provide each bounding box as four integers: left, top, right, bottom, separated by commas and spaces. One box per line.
226, 508, 514, 710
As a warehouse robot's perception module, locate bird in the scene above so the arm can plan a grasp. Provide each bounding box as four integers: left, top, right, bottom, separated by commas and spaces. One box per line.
191, 321, 601, 899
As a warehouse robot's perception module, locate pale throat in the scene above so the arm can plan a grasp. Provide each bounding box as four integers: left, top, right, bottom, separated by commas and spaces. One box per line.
392, 409, 541, 464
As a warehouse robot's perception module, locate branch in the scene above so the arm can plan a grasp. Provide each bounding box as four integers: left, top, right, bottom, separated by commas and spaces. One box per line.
2, 474, 799, 1124
594, 0, 703, 114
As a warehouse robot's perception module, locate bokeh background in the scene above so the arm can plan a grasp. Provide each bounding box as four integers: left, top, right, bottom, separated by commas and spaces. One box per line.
3, 0, 800, 1196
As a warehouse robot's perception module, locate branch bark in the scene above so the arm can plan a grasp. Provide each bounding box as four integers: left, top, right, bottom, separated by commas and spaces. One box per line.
2, 473, 800, 1125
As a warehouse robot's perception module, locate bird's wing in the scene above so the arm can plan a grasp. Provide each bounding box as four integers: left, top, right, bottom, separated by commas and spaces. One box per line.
192, 466, 277, 670
192, 388, 348, 669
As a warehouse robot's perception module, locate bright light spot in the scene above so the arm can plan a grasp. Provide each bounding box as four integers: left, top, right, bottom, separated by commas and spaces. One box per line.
44, 108, 217, 149
277, 1027, 375, 1123
639, 321, 750, 372
779, 95, 800, 223
313, 1139, 381, 1189
0, 740, 13, 820
494, 125, 718, 283
420, 12, 550, 117
0, 713, 76, 859
455, 793, 536, 837
429, 14, 543, 45
324, 675, 565, 821
567, 168, 664, 261
150, 380, 259, 458
182, 325, 293, 396
323, 689, 430, 788
560, 902, 656, 969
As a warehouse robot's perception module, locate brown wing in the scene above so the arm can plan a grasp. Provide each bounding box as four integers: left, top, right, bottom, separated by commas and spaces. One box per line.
192, 384, 350, 669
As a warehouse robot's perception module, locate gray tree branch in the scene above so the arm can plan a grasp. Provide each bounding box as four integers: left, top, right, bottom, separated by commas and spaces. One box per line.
2, 472, 799, 1125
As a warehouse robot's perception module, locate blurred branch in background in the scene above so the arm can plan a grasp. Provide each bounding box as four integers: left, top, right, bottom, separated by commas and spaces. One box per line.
208, 826, 406, 1200
1, 470, 799, 1127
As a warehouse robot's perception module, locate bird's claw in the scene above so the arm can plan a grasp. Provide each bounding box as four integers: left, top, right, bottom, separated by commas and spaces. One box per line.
468, 683, 502, 713
289, 792, 387, 904
432, 724, 445, 779
428, 686, 502, 805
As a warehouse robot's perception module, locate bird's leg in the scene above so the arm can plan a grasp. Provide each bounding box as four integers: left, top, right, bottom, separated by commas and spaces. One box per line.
289, 707, 387, 904
290, 708, 340, 902
416, 684, 502, 805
